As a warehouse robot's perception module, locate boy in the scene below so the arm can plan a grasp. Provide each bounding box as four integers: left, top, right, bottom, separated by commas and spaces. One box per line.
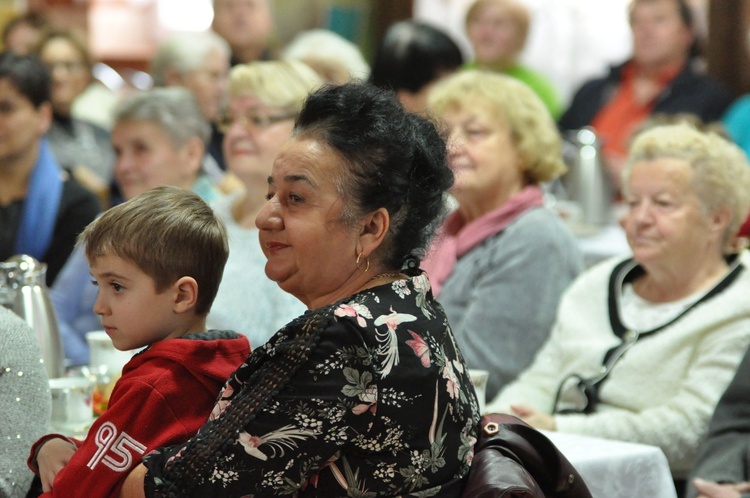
28, 186, 251, 497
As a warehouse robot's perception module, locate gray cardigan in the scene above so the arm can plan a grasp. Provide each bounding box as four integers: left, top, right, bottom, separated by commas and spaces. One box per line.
437, 206, 583, 401
686, 342, 750, 498
0, 307, 51, 497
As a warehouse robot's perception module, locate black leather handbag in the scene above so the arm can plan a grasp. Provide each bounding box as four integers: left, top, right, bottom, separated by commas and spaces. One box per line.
461, 414, 593, 498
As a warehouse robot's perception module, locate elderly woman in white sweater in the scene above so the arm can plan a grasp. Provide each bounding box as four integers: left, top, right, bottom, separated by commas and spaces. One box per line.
487, 122, 750, 480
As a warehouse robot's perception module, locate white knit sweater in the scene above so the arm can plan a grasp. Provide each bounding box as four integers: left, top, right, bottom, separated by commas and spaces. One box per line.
488, 251, 750, 478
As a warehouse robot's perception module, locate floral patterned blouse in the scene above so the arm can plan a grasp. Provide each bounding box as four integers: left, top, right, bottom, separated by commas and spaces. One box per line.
142, 273, 480, 497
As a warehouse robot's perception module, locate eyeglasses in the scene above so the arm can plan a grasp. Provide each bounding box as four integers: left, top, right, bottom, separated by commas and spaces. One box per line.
217, 112, 296, 133
44, 61, 87, 74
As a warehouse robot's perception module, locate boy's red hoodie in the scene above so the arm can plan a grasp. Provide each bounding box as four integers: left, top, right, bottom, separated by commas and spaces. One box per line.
28, 330, 250, 497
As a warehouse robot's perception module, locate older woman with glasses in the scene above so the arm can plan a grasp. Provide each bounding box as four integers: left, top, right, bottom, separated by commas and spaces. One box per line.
487, 122, 750, 481
204, 60, 317, 348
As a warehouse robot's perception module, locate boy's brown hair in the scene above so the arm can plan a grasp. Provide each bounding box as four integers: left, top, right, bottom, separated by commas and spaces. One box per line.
80, 186, 228, 315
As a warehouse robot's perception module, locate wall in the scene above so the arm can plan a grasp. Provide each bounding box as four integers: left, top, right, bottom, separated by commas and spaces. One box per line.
708, 0, 750, 96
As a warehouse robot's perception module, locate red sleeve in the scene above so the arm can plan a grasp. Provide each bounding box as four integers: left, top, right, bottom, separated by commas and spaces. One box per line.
738, 214, 750, 238
41, 368, 218, 498
27, 435, 81, 474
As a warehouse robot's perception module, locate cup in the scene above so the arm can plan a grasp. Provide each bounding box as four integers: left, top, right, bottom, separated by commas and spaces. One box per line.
86, 330, 134, 375
469, 369, 490, 414
49, 377, 95, 436
86, 331, 135, 415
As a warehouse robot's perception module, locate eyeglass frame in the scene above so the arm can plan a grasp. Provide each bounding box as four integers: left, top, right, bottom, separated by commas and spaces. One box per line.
43, 61, 88, 74
216, 111, 297, 133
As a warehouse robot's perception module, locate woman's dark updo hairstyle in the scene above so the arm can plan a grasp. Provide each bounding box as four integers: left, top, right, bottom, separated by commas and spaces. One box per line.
294, 82, 453, 274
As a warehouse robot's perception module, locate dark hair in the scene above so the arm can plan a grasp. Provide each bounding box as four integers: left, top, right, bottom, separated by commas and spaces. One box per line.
629, 0, 700, 58
33, 28, 93, 71
629, 0, 693, 29
294, 82, 454, 273
677, 0, 694, 28
368, 20, 464, 94
0, 51, 50, 107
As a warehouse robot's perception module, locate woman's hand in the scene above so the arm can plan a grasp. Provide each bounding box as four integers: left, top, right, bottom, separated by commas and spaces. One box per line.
36, 438, 77, 492
693, 477, 750, 498
510, 404, 557, 431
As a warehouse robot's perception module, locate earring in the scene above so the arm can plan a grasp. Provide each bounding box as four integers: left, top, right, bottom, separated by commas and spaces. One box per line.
355, 251, 370, 272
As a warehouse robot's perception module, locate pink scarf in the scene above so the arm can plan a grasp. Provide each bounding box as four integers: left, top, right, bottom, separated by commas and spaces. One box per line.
422, 185, 544, 296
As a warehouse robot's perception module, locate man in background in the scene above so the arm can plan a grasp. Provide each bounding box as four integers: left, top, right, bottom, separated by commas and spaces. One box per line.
558, 0, 734, 186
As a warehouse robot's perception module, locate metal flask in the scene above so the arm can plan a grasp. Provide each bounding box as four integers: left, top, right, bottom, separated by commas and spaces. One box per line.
0, 255, 65, 379
561, 127, 615, 227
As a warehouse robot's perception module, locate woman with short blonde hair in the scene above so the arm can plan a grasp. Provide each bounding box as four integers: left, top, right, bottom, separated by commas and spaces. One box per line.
423, 69, 582, 401
224, 59, 322, 115
205, 60, 321, 348
430, 69, 565, 183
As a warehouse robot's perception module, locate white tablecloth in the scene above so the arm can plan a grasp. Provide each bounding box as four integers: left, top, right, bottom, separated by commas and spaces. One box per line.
543, 431, 678, 498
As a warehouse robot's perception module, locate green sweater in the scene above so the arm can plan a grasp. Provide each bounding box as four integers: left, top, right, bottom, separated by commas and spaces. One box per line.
464, 62, 563, 119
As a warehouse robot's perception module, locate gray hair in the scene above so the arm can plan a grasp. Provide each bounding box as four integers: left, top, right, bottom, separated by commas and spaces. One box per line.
282, 29, 370, 82
150, 31, 230, 87
113, 87, 210, 145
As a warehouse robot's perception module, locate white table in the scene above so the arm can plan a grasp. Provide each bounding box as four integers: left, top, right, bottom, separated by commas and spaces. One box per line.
543, 431, 678, 498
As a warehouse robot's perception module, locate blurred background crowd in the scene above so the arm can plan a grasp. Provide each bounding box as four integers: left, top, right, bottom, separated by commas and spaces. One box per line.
5, 1, 750, 497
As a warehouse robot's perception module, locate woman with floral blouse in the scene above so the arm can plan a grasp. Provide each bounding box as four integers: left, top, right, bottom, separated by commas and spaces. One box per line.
117, 82, 480, 497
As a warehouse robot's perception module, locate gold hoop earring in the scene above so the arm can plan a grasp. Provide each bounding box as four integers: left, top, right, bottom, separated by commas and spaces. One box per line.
355, 251, 370, 272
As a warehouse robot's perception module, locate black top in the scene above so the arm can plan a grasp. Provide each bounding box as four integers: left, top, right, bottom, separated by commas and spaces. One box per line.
0, 175, 101, 286
207, 123, 226, 172
141, 273, 479, 497
559, 60, 736, 131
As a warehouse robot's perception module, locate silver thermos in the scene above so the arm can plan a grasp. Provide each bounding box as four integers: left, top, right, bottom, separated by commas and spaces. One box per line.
561, 127, 615, 226
0, 255, 65, 379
